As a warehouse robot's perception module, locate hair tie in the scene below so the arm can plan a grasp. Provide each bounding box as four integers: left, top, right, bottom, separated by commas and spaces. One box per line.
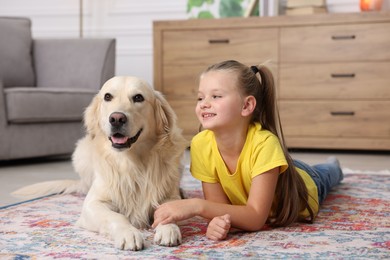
250, 66, 259, 74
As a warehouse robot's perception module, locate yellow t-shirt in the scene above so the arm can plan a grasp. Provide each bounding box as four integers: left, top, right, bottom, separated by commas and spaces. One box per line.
190, 123, 319, 218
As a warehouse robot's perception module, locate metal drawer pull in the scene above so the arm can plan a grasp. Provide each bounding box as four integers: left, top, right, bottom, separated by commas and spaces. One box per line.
331, 73, 355, 78
331, 35, 356, 40
330, 111, 355, 116
208, 39, 230, 44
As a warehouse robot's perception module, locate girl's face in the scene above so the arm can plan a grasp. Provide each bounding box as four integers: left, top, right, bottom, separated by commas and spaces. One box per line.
196, 70, 246, 132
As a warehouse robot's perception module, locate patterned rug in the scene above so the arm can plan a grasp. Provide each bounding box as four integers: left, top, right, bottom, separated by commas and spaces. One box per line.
0, 167, 389, 259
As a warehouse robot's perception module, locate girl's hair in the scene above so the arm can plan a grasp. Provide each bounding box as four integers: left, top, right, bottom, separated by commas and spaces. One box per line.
203, 60, 315, 227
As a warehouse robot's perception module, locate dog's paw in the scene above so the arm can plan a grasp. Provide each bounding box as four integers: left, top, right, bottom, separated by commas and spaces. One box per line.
114, 228, 144, 251
154, 223, 182, 247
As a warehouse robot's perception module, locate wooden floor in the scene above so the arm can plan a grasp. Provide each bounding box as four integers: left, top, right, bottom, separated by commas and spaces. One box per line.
0, 149, 389, 207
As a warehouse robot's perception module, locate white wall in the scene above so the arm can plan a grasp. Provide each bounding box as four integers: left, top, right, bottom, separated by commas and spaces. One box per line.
0, 0, 187, 86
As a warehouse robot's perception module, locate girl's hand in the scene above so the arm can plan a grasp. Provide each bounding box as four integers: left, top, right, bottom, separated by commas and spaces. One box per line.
206, 214, 231, 241
152, 199, 199, 228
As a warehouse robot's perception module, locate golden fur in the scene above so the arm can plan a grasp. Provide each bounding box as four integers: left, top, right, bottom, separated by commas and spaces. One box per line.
13, 76, 188, 250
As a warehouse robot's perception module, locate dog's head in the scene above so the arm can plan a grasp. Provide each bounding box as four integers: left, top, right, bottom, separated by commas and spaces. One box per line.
84, 76, 177, 151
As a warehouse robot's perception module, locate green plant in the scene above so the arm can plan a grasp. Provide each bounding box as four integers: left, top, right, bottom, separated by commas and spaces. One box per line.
219, 0, 244, 17
187, 0, 215, 17
187, 0, 254, 19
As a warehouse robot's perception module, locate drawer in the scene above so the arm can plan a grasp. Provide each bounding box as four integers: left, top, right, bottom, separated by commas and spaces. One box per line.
284, 136, 390, 150
279, 101, 390, 138
280, 23, 390, 62
163, 28, 278, 66
162, 65, 204, 98
167, 98, 199, 139
279, 62, 390, 99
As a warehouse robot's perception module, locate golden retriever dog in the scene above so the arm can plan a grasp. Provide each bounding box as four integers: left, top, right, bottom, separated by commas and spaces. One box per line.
13, 76, 188, 251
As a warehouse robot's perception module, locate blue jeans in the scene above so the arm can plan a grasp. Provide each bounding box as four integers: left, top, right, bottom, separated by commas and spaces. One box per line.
293, 159, 344, 204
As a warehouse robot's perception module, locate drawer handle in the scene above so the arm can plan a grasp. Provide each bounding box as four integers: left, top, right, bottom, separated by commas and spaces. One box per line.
330, 111, 355, 116
208, 39, 230, 44
331, 73, 355, 78
331, 35, 356, 40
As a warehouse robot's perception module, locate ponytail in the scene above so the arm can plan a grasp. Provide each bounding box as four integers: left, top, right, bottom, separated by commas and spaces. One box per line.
252, 64, 315, 226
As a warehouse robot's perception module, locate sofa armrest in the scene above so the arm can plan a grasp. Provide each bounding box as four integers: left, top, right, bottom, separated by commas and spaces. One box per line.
0, 80, 7, 127
33, 38, 115, 90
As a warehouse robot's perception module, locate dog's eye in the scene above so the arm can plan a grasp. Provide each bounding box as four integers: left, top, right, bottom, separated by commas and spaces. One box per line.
104, 93, 113, 102
132, 94, 144, 103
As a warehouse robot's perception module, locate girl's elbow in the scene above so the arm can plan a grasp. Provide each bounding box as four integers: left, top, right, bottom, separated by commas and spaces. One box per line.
245, 219, 267, 232
243, 207, 269, 231
247, 224, 265, 232
250, 211, 268, 231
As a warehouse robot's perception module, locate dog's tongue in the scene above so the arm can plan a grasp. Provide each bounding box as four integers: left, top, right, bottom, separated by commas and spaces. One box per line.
111, 135, 129, 144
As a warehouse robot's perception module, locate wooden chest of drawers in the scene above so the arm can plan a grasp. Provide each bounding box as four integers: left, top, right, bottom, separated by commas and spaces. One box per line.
154, 12, 390, 150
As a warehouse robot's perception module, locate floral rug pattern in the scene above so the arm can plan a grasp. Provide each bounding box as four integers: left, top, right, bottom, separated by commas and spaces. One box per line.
0, 170, 389, 259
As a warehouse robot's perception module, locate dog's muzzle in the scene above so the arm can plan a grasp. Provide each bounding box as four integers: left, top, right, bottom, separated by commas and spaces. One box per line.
108, 112, 143, 149
109, 128, 143, 150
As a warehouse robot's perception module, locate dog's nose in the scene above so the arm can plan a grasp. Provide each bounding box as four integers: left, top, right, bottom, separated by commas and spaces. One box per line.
109, 112, 127, 127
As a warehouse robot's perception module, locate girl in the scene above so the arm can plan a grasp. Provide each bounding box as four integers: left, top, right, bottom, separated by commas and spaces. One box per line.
152, 60, 343, 241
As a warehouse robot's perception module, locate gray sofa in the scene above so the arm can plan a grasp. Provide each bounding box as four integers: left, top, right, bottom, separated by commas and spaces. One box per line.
0, 17, 116, 160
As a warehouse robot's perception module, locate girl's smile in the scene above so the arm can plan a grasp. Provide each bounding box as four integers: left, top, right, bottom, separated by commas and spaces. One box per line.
201, 112, 216, 118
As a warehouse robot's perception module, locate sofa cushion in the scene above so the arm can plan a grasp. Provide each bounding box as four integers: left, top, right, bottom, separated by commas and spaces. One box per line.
0, 17, 35, 87
4, 87, 96, 123
34, 39, 114, 90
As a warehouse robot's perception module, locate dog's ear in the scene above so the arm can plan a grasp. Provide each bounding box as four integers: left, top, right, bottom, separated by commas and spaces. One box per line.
154, 90, 176, 136
83, 94, 101, 139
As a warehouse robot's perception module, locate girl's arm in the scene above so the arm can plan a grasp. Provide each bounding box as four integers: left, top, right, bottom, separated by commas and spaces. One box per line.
201, 167, 279, 231
152, 167, 279, 232
201, 182, 231, 204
